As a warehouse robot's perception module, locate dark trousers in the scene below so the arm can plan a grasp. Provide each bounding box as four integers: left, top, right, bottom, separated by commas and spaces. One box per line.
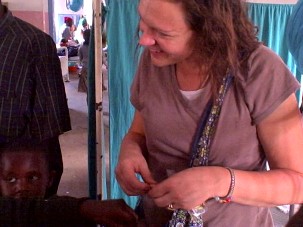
45, 136, 63, 198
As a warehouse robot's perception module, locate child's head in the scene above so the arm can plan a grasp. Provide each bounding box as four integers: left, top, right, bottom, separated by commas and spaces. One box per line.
0, 139, 55, 198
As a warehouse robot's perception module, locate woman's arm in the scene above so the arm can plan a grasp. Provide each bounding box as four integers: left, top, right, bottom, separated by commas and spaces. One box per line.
148, 94, 303, 210
115, 110, 157, 195
232, 93, 303, 206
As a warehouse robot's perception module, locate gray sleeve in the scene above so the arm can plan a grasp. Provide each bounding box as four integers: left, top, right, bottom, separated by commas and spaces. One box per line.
239, 45, 300, 124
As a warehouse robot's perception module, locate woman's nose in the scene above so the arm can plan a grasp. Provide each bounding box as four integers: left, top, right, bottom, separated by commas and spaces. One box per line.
139, 32, 156, 46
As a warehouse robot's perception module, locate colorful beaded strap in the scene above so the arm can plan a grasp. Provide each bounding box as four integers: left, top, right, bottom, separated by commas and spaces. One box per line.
168, 73, 234, 227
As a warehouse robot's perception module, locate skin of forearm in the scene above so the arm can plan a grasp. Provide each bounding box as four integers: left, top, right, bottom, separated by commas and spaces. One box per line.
231, 169, 303, 207
119, 131, 147, 160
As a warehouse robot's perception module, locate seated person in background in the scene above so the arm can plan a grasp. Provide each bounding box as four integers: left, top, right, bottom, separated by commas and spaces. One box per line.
0, 139, 138, 226
61, 17, 74, 41
60, 38, 68, 47
60, 17, 79, 47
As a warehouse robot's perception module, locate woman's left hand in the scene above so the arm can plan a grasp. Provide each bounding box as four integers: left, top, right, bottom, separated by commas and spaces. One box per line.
147, 166, 230, 210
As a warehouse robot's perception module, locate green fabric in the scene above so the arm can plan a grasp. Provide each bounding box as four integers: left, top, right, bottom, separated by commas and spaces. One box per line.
106, 0, 140, 208
247, 3, 302, 101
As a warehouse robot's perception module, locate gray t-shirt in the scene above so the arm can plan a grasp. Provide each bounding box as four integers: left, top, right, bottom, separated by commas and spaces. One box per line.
131, 45, 300, 226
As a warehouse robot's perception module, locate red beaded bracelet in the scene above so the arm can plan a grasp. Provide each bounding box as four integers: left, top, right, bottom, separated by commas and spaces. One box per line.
214, 167, 235, 203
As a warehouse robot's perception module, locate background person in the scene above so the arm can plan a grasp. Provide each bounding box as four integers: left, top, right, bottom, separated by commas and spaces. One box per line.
115, 0, 303, 226
78, 28, 91, 94
61, 16, 74, 41
0, 1, 71, 198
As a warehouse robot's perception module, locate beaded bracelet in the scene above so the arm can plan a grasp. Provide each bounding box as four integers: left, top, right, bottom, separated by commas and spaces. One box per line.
214, 167, 235, 203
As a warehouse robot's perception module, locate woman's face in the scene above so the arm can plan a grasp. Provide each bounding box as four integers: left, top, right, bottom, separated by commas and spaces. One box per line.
0, 152, 52, 198
138, 0, 196, 67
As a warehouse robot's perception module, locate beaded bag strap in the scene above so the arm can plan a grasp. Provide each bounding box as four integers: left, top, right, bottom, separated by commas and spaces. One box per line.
168, 73, 234, 227
190, 73, 233, 167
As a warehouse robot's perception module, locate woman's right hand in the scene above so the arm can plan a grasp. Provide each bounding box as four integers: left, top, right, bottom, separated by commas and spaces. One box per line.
115, 132, 156, 196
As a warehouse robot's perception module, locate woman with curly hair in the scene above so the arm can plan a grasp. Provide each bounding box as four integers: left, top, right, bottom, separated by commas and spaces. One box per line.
115, 0, 303, 226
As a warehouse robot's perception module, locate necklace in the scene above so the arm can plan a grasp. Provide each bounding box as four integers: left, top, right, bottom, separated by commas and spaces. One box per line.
176, 65, 208, 91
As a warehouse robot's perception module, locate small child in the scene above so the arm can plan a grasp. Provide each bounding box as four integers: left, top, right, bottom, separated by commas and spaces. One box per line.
0, 139, 55, 198
0, 139, 138, 226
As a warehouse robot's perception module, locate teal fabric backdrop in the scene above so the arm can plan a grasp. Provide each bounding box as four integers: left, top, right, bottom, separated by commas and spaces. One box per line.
286, 0, 303, 74
106, 0, 140, 208
247, 3, 302, 101
105, 2, 302, 208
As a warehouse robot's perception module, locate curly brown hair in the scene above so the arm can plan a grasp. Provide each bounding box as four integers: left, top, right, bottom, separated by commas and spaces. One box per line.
167, 0, 260, 94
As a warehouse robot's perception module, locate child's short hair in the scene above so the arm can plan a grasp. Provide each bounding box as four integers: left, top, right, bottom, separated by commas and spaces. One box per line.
0, 139, 50, 168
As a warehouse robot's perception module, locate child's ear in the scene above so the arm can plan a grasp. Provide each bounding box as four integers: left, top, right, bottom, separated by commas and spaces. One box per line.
48, 170, 57, 188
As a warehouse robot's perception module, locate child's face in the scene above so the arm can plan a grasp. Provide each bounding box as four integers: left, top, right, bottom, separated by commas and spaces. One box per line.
0, 151, 53, 198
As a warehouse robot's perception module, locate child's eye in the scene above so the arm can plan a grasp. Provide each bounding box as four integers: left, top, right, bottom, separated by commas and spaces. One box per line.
28, 175, 39, 182
5, 177, 17, 183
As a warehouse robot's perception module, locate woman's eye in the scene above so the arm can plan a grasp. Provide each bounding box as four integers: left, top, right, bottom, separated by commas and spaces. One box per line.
158, 30, 176, 38
158, 32, 169, 37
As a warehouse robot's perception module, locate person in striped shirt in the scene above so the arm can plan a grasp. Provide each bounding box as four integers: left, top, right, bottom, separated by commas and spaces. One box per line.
0, 1, 71, 198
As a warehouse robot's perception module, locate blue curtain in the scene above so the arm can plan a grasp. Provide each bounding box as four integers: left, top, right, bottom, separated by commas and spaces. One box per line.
286, 0, 303, 75
105, 1, 302, 208
106, 0, 140, 208
247, 3, 302, 101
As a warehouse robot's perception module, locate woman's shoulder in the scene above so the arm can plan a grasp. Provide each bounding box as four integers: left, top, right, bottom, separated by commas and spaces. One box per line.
249, 44, 284, 64
238, 44, 293, 83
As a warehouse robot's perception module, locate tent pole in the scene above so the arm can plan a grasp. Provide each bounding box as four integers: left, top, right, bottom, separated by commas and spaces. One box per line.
93, 0, 104, 199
